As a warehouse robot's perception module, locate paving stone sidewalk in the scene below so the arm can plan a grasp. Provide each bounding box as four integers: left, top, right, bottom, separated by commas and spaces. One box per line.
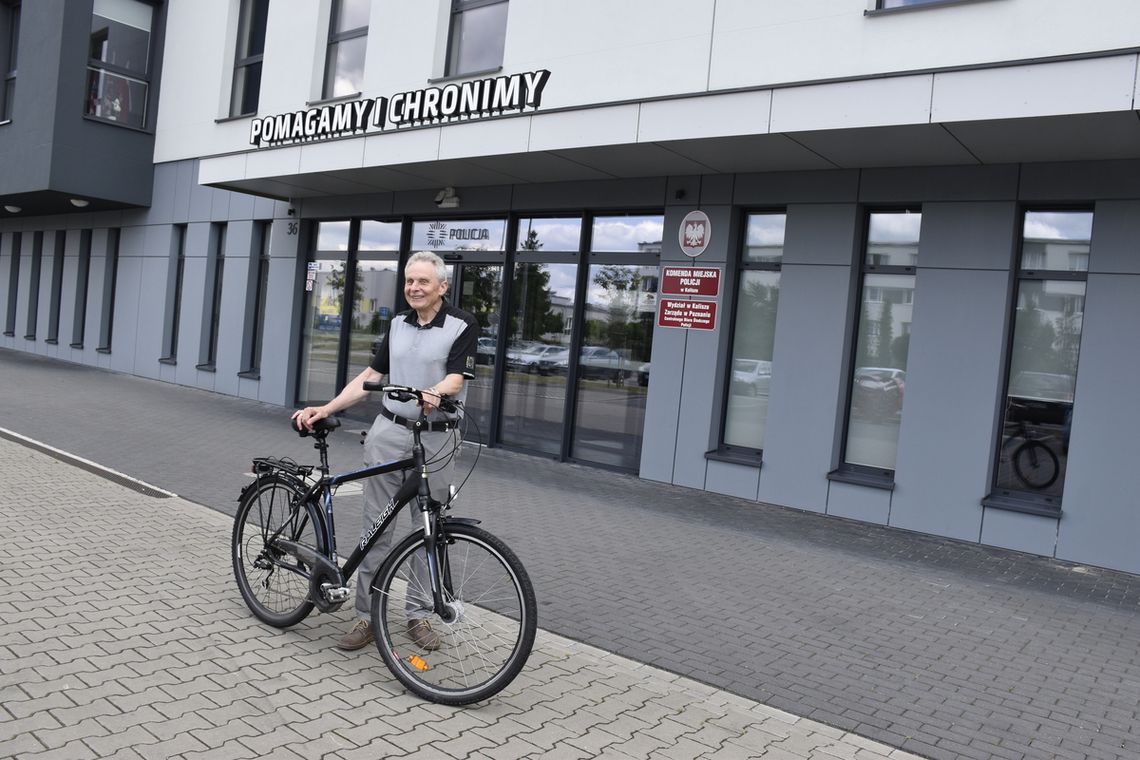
0, 438, 917, 760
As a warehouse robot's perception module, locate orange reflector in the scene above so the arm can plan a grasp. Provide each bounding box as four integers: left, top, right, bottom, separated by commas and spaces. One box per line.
408, 655, 430, 671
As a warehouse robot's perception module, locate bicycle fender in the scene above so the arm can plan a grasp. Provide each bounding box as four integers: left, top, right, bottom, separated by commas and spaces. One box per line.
443, 517, 482, 526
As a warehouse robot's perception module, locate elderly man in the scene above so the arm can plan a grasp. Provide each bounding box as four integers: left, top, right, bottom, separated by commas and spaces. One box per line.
293, 250, 478, 651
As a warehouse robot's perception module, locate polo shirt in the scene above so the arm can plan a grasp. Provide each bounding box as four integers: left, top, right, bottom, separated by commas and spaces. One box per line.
369, 301, 479, 421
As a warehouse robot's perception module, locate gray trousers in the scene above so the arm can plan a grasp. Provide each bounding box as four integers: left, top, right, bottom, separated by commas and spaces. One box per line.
355, 414, 458, 621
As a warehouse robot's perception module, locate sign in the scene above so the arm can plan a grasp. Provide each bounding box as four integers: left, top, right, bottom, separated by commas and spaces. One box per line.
250, 70, 551, 148
661, 266, 720, 297
658, 298, 717, 331
679, 210, 711, 257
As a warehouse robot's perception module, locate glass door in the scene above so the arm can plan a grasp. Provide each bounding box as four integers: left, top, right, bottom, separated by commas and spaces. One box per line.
297, 221, 351, 406
452, 264, 504, 443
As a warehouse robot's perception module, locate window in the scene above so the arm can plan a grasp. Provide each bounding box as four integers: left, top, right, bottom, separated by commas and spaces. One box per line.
836, 211, 920, 481
446, 0, 508, 77
97, 228, 120, 352
720, 213, 786, 457
241, 222, 270, 375
1, 2, 19, 122
230, 0, 268, 117
198, 223, 226, 369
46, 231, 65, 343
3, 230, 19, 335
23, 230, 41, 339
85, 0, 155, 128
71, 230, 92, 348
986, 210, 1092, 514
161, 224, 186, 361
322, 0, 368, 99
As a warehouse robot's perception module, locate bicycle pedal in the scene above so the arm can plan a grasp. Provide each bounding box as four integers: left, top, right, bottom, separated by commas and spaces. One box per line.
321, 584, 351, 603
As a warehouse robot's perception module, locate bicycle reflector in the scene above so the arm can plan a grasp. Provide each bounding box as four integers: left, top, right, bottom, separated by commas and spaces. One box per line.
408, 655, 430, 671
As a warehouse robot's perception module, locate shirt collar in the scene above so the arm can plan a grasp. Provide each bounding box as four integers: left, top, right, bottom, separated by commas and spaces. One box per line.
402, 303, 448, 329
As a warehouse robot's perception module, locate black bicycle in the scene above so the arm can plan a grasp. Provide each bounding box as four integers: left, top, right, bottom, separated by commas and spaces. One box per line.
1001, 398, 1062, 490
231, 383, 537, 705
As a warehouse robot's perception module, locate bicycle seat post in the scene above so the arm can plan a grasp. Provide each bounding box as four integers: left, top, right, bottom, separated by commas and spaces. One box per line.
314, 430, 331, 476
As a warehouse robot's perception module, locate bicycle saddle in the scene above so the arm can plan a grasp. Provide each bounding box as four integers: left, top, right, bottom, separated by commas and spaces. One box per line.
294, 416, 341, 438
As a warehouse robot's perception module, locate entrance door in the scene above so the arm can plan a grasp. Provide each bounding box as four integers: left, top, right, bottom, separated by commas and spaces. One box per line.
451, 264, 504, 443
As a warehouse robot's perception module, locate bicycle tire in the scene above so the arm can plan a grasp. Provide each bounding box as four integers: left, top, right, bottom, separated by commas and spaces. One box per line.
1012, 440, 1060, 490
370, 523, 537, 705
232, 473, 326, 628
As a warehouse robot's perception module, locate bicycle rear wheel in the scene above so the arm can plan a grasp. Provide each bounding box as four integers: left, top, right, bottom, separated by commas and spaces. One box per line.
1012, 440, 1060, 490
232, 473, 325, 627
370, 522, 537, 705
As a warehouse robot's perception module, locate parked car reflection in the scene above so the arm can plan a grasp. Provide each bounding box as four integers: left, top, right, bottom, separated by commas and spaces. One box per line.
731, 359, 772, 397
851, 367, 905, 418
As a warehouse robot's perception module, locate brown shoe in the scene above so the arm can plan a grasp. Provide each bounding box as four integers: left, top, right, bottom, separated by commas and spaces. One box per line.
407, 619, 441, 651
338, 619, 373, 651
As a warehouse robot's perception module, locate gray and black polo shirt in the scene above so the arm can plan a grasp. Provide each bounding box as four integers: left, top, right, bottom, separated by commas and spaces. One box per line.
369, 302, 479, 421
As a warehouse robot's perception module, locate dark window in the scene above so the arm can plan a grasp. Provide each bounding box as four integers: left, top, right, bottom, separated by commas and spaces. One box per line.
4, 230, 20, 335
322, 0, 368, 99
719, 213, 785, 458
162, 224, 186, 361
1, 2, 19, 122
446, 0, 508, 77
230, 0, 268, 117
837, 211, 920, 481
97, 228, 120, 351
199, 223, 226, 369
243, 221, 271, 374
23, 230, 41, 339
71, 230, 92, 348
985, 210, 1092, 514
46, 231, 65, 343
85, 0, 155, 128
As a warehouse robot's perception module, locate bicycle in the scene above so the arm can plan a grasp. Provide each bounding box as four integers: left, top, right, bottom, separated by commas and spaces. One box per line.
231, 383, 537, 705
1000, 398, 1061, 490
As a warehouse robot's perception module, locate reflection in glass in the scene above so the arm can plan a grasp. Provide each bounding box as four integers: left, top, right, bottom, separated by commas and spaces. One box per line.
344, 258, 399, 421
90, 0, 152, 77
359, 220, 401, 251
324, 35, 366, 98
517, 218, 581, 253
591, 214, 665, 253
412, 219, 506, 252
723, 271, 779, 449
743, 214, 785, 264
571, 264, 656, 469
843, 211, 920, 471
448, 1, 508, 76
298, 258, 347, 405
333, 0, 370, 32
453, 265, 504, 443
499, 263, 576, 455
317, 221, 350, 251
85, 68, 148, 128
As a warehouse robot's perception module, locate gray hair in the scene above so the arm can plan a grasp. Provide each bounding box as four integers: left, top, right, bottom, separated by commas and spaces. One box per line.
405, 251, 448, 283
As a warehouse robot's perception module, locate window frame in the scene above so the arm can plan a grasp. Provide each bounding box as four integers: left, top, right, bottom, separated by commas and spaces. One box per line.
713, 209, 787, 466
197, 223, 227, 371
3, 230, 20, 335
240, 221, 271, 377
829, 207, 921, 489
229, 0, 269, 117
444, 0, 508, 79
96, 228, 120, 352
1, 1, 19, 123
321, 0, 368, 100
46, 231, 65, 344
982, 206, 1093, 517
71, 230, 92, 348
160, 224, 186, 363
85, 0, 157, 129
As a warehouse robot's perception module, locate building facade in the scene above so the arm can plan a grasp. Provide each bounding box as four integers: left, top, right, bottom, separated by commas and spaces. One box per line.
4, 0, 1140, 572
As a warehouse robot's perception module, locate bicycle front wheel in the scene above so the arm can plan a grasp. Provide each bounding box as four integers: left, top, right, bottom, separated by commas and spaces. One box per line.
371, 523, 537, 705
232, 473, 325, 628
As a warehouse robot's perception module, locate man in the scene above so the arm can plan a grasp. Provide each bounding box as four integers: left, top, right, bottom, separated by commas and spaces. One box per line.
293, 251, 478, 651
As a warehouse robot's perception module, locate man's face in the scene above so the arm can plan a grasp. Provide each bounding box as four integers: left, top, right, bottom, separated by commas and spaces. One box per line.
404, 261, 448, 312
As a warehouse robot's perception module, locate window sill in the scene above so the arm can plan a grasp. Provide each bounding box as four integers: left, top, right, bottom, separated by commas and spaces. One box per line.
23, 334, 35, 340
428, 66, 503, 85
0, 119, 10, 127
865, 0, 999, 16
215, 113, 255, 124
705, 448, 763, 469
196, 362, 216, 373
45, 339, 58, 345
158, 356, 177, 366
306, 92, 361, 107
981, 492, 1062, 518
69, 342, 83, 349
238, 369, 260, 380
96, 347, 111, 354
827, 468, 895, 491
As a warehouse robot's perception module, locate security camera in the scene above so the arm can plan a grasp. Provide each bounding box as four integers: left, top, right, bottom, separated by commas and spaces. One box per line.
434, 186, 460, 208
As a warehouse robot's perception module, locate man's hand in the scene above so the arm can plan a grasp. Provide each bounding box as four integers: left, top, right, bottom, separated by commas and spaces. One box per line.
419, 388, 442, 415
292, 405, 329, 432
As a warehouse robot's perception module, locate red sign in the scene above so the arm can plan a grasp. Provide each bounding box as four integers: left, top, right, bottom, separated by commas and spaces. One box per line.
658, 298, 717, 331
661, 266, 721, 297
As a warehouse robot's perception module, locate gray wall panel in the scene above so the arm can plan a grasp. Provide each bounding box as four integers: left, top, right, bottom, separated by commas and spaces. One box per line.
639, 321, 686, 483
132, 256, 171, 379
783, 204, 861, 267
826, 481, 890, 524
174, 224, 210, 387
1020, 159, 1140, 201
860, 165, 1019, 203
511, 178, 667, 212
108, 256, 141, 374
1088, 200, 1140, 275
213, 221, 256, 396
1054, 273, 1140, 573
705, 459, 760, 500
918, 202, 1018, 271
258, 219, 301, 404
980, 509, 1059, 557
734, 170, 859, 206
890, 268, 1009, 541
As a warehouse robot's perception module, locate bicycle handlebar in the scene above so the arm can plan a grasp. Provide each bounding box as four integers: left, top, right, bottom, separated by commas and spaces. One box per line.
362, 382, 460, 414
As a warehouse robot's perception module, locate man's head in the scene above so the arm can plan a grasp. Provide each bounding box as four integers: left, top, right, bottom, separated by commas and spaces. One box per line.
404, 251, 449, 314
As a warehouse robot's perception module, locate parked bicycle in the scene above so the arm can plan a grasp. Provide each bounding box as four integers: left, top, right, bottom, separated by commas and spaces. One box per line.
1000, 398, 1062, 490
231, 383, 537, 705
